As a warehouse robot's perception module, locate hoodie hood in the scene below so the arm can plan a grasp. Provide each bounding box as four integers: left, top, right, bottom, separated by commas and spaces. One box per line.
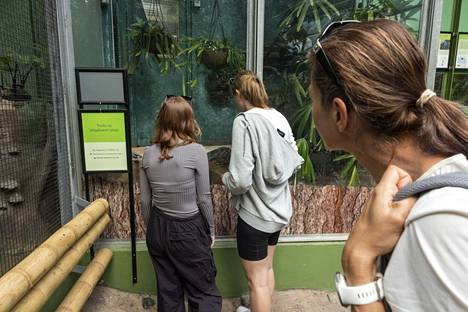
242, 112, 304, 185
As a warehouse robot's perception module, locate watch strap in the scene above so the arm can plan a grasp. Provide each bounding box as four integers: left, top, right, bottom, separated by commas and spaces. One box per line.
336, 272, 384, 306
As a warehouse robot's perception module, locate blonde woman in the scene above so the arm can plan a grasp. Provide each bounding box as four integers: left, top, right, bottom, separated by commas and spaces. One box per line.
223, 71, 304, 312
140, 95, 222, 312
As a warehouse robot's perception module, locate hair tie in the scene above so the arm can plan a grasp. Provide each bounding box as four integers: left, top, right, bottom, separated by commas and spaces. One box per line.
416, 89, 436, 107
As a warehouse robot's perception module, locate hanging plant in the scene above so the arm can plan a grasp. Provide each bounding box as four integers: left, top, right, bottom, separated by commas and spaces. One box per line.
179, 0, 245, 101
182, 37, 244, 71
127, 19, 180, 74
127, 0, 183, 74
201, 46, 228, 69
183, 0, 244, 71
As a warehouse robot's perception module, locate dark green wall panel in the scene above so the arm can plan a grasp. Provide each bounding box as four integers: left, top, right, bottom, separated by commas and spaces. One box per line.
71, 0, 105, 67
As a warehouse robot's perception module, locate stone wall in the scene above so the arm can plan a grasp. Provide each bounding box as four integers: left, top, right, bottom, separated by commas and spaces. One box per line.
88, 175, 371, 239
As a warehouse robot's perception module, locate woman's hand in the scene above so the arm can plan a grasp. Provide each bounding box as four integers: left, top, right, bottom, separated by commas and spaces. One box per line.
211, 235, 215, 248
342, 165, 416, 285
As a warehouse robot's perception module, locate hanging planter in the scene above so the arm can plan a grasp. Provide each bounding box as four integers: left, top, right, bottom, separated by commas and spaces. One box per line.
182, 0, 244, 72
0, 85, 31, 101
128, 0, 182, 74
201, 49, 228, 69
128, 19, 180, 74
0, 46, 46, 102
184, 36, 245, 71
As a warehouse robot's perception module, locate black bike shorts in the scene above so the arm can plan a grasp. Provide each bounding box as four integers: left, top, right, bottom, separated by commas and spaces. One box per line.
236, 216, 281, 261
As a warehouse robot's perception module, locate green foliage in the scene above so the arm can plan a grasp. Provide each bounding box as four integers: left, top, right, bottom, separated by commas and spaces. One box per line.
181, 37, 245, 71
127, 20, 246, 94
333, 153, 361, 186
296, 138, 316, 184
277, 0, 423, 186
127, 19, 181, 74
0, 44, 46, 88
179, 37, 245, 95
280, 0, 341, 33
353, 0, 422, 28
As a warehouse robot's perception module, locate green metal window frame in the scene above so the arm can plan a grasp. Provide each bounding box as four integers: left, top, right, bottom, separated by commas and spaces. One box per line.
436, 0, 468, 104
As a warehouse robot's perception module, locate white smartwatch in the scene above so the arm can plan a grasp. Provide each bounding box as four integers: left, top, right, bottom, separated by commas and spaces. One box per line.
335, 272, 384, 307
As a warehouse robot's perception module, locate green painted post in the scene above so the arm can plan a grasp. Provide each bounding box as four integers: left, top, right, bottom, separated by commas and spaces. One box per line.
446, 0, 462, 100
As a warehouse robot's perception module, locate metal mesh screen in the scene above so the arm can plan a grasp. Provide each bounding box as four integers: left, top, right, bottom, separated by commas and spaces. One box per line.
0, 0, 71, 275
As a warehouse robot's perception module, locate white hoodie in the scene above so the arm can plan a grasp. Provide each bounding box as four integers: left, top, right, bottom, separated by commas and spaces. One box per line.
222, 110, 304, 233
384, 154, 468, 311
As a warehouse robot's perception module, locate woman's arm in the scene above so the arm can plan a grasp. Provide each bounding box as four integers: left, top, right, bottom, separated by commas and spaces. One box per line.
194, 145, 215, 239
222, 116, 255, 195
342, 165, 416, 311
139, 153, 152, 227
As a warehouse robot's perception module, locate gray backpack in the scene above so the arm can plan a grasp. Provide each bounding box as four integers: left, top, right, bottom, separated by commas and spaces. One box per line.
381, 172, 468, 311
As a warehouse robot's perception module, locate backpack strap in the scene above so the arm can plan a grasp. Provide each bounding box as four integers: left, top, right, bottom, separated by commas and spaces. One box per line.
380, 172, 468, 312
393, 172, 468, 201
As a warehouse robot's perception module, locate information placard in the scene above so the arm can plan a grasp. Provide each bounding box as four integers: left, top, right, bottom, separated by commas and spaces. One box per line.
437, 33, 451, 69
79, 111, 128, 172
456, 34, 468, 69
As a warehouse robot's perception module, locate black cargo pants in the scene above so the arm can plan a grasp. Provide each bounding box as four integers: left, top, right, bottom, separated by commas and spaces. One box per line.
146, 208, 222, 312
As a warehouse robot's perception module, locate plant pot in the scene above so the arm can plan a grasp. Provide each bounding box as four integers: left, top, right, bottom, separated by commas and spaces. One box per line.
0, 85, 31, 102
201, 50, 228, 69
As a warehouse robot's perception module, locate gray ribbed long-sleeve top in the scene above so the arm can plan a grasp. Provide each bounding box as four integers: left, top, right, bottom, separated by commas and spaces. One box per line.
139, 143, 215, 235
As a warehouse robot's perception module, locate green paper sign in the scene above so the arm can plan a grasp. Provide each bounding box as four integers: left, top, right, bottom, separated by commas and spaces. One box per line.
456, 34, 468, 69
437, 33, 451, 68
81, 112, 128, 172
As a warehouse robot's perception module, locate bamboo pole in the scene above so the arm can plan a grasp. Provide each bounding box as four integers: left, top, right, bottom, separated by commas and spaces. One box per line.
55, 248, 113, 312
11, 214, 110, 312
0, 199, 109, 312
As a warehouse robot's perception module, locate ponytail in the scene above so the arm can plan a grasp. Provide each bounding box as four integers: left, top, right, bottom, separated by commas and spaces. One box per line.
417, 97, 468, 157
232, 70, 269, 108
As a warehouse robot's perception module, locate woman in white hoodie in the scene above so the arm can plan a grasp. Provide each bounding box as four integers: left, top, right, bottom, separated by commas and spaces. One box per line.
223, 71, 303, 312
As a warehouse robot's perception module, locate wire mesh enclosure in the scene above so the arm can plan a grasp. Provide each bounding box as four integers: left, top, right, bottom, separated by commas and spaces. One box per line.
0, 0, 70, 275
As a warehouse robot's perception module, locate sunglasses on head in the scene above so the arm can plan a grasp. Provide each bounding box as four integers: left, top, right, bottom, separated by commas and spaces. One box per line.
312, 20, 360, 97
165, 94, 192, 103
229, 77, 238, 96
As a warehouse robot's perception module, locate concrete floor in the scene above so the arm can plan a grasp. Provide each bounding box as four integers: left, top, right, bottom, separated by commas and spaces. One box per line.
83, 286, 347, 312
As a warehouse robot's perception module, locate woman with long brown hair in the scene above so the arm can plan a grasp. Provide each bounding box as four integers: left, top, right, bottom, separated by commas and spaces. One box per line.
308, 20, 468, 311
140, 95, 222, 312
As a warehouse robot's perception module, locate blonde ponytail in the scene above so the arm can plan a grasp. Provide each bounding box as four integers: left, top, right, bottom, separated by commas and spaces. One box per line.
232, 70, 269, 108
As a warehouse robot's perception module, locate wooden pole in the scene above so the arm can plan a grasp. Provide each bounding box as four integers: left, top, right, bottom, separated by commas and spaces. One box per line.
55, 248, 113, 312
0, 199, 109, 312
11, 214, 110, 312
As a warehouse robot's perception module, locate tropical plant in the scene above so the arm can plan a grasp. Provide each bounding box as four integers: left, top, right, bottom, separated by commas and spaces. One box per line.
334, 153, 360, 186
353, 0, 422, 26
296, 138, 315, 183
277, 0, 424, 186
0, 45, 46, 101
182, 37, 244, 71
179, 37, 245, 101
280, 0, 341, 34
127, 19, 180, 74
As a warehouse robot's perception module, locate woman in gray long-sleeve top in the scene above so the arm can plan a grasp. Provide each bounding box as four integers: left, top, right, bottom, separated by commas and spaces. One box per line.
140, 95, 222, 312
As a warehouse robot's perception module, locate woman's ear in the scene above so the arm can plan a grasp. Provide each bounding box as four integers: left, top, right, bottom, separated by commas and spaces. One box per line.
332, 97, 349, 133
